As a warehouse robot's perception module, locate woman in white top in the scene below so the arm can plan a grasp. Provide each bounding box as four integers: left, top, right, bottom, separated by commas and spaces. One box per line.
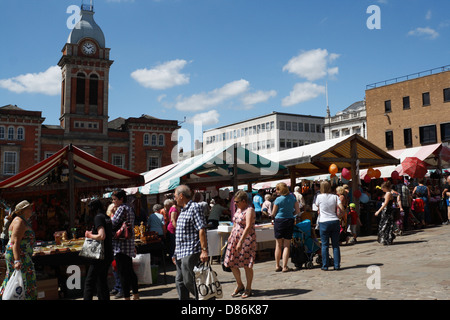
315, 181, 345, 271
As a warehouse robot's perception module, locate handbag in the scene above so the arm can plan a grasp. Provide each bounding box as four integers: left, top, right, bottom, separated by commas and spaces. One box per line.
114, 221, 131, 240
194, 262, 223, 300
3, 270, 25, 300
221, 242, 231, 272
79, 238, 104, 260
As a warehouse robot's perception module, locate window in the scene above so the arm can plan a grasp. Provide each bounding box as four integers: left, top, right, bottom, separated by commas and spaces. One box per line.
3, 151, 17, 175
285, 122, 291, 131
148, 156, 160, 171
17, 127, 24, 140
441, 123, 450, 142
112, 154, 125, 169
279, 121, 285, 130
279, 139, 285, 149
385, 131, 394, 149
7, 127, 14, 140
158, 134, 164, 146
304, 123, 309, 132
143, 133, 149, 146
151, 134, 157, 146
310, 124, 315, 132
298, 123, 303, 132
292, 122, 297, 131
76, 73, 86, 105
419, 125, 437, 145
89, 74, 98, 105
403, 96, 410, 110
444, 88, 450, 102
384, 100, 392, 113
404, 128, 412, 147
422, 92, 430, 106
0, 126, 5, 140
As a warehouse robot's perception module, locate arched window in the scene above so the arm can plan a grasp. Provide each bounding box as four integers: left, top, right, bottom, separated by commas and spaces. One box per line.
17, 127, 24, 140
143, 133, 150, 146
89, 74, 98, 105
151, 134, 157, 146
158, 134, 164, 146
76, 73, 86, 105
7, 127, 14, 140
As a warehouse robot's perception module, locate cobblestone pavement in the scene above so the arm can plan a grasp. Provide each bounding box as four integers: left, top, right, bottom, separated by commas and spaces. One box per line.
137, 224, 450, 300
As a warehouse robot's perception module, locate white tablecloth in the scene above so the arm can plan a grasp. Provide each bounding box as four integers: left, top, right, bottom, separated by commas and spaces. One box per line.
207, 224, 274, 256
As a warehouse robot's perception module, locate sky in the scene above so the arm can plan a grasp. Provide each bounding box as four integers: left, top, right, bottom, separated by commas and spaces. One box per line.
1, 0, 449, 151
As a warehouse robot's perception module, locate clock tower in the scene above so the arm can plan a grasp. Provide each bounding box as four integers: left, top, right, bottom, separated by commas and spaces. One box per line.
58, 3, 113, 136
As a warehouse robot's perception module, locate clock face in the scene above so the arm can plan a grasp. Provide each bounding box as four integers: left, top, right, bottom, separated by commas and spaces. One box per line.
82, 41, 96, 55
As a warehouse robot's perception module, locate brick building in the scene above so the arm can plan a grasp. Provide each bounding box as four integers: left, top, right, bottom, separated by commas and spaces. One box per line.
0, 5, 179, 181
365, 66, 450, 151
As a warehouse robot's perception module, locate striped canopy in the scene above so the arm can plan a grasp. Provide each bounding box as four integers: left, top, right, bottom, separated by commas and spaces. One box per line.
145, 144, 286, 195
0, 144, 144, 196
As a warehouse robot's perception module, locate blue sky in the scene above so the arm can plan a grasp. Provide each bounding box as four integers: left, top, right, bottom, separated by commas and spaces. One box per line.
1, 0, 449, 150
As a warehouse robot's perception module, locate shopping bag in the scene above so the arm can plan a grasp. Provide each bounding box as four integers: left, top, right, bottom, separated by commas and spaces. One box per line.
79, 238, 104, 260
194, 262, 223, 300
3, 270, 25, 300
132, 253, 152, 285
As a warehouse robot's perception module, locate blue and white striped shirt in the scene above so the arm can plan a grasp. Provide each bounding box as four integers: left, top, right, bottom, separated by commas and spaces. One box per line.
174, 200, 207, 260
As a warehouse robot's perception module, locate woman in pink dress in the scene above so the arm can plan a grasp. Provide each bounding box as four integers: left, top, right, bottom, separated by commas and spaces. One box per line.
223, 190, 256, 299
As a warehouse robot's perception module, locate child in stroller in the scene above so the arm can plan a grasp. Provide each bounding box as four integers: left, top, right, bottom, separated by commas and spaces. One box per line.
291, 219, 326, 269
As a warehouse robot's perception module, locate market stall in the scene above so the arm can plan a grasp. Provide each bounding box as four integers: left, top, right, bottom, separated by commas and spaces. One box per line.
0, 144, 147, 299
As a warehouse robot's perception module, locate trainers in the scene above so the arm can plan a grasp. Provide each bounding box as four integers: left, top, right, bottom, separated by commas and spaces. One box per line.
115, 291, 124, 299
442, 221, 449, 225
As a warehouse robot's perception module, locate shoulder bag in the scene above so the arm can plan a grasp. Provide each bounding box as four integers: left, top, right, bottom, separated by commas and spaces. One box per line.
79, 237, 104, 260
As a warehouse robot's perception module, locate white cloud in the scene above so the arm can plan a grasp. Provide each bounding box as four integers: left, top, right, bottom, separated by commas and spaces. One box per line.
281, 82, 325, 107
188, 110, 220, 126
425, 10, 432, 20
131, 59, 190, 90
174, 79, 250, 112
0, 66, 61, 96
408, 27, 439, 39
241, 90, 277, 106
282, 48, 340, 81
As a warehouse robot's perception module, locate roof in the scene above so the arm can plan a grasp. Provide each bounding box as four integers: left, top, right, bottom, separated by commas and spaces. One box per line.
67, 9, 106, 48
264, 134, 400, 176
0, 144, 144, 199
142, 144, 286, 194
359, 143, 450, 178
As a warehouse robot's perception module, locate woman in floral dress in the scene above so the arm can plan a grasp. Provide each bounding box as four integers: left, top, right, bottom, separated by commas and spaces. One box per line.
223, 190, 256, 299
0, 200, 37, 300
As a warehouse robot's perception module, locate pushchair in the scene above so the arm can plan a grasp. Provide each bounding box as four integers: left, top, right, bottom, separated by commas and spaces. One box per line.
291, 220, 322, 269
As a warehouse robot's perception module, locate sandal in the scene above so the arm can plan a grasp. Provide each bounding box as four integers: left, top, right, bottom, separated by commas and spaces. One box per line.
282, 267, 293, 273
231, 286, 245, 297
275, 266, 282, 272
242, 290, 252, 299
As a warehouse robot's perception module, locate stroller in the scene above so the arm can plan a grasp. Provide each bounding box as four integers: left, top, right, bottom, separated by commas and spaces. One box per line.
290, 220, 322, 269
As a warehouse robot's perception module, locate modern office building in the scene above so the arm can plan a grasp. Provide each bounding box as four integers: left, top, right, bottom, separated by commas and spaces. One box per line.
203, 112, 325, 156
324, 101, 367, 140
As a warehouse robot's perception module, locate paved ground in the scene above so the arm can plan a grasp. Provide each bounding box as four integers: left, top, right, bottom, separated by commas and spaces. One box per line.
136, 224, 450, 300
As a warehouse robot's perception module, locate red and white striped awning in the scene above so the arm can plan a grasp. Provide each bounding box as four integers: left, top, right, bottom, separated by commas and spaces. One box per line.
0, 144, 144, 189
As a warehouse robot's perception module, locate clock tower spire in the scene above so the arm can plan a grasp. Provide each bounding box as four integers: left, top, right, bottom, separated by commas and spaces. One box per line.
58, 3, 113, 136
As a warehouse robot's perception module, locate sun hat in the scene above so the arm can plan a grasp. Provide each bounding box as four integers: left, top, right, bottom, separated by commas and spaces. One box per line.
14, 200, 32, 215
349, 203, 356, 208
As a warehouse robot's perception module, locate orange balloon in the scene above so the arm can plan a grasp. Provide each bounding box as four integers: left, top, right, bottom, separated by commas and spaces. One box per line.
374, 169, 381, 179
367, 167, 375, 178
329, 164, 338, 175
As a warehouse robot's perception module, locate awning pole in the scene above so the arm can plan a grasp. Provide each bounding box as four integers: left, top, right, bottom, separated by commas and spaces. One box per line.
68, 144, 75, 229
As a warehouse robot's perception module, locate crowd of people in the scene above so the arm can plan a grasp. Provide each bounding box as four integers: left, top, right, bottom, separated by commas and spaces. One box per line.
0, 172, 449, 301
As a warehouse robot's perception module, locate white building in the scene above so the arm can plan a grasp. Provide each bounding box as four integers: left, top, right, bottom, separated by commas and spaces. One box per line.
324, 101, 367, 140
203, 112, 325, 156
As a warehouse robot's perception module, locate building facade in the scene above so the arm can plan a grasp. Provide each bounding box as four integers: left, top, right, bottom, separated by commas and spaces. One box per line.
0, 6, 179, 181
365, 66, 450, 151
324, 101, 366, 140
203, 112, 325, 156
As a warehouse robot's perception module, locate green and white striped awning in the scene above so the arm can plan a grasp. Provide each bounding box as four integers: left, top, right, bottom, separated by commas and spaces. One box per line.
147, 144, 286, 194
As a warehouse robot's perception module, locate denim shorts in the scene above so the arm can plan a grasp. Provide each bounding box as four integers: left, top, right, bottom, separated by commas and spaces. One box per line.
274, 218, 294, 239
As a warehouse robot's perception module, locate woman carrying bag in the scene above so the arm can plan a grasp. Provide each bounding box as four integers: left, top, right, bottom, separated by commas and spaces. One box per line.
0, 200, 37, 300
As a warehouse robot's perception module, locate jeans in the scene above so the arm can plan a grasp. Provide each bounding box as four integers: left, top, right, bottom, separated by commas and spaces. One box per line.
319, 220, 341, 269
175, 253, 200, 300
115, 253, 139, 298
